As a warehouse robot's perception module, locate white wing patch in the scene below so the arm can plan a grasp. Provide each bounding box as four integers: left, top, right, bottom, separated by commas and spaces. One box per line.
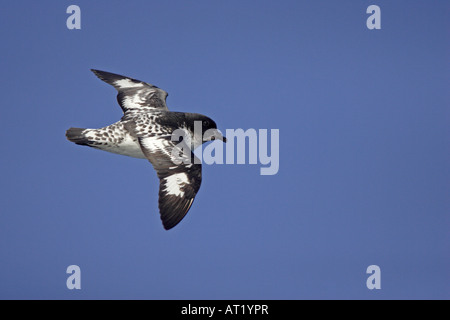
120, 89, 159, 110
114, 78, 143, 89
163, 172, 189, 197
139, 135, 172, 157
91, 70, 169, 114
122, 94, 142, 110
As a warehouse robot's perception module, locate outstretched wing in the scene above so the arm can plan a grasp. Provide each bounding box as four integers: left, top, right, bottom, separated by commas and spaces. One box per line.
138, 135, 202, 230
91, 69, 169, 118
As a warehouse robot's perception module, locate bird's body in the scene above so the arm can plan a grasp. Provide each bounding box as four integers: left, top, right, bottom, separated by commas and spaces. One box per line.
66, 70, 226, 230
70, 111, 205, 159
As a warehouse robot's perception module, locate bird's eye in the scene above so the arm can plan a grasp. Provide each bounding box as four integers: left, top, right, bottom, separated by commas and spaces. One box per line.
203, 120, 209, 126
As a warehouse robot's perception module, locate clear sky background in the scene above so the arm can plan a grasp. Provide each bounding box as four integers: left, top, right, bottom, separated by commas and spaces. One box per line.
0, 1, 448, 299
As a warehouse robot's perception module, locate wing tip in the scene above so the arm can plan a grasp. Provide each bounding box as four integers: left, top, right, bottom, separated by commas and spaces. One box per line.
160, 210, 188, 230
90, 68, 101, 75
90, 69, 114, 81
161, 216, 183, 230
162, 222, 175, 230
159, 198, 195, 230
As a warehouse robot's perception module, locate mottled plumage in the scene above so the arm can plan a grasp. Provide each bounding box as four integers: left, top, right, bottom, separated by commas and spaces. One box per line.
66, 70, 226, 230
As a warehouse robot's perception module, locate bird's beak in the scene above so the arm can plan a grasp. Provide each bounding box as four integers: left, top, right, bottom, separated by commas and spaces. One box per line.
207, 129, 226, 143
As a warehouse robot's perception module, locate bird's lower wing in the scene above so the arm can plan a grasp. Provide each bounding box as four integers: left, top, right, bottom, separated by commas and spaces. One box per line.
138, 135, 202, 230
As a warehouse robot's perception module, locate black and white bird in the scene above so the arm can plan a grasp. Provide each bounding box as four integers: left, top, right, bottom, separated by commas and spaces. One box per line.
66, 70, 226, 230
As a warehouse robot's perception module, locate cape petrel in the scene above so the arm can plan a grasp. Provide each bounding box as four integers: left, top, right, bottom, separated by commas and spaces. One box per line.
66, 70, 226, 230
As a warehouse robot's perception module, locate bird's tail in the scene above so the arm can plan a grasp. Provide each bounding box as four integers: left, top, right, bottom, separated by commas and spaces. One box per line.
66, 127, 90, 146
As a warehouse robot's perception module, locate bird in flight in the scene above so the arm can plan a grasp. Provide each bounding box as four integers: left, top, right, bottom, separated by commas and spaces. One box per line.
66, 70, 226, 230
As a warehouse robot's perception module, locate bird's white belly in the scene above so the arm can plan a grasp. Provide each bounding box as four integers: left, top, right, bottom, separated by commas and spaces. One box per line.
101, 135, 147, 159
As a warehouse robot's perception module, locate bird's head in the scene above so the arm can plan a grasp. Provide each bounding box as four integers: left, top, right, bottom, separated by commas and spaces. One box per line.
186, 114, 227, 146
199, 116, 227, 144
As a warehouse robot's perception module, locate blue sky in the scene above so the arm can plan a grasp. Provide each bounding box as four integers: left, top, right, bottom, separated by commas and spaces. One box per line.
0, 1, 448, 299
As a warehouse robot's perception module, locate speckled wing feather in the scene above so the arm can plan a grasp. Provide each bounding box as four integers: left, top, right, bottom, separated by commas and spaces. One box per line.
138, 135, 202, 230
91, 69, 169, 119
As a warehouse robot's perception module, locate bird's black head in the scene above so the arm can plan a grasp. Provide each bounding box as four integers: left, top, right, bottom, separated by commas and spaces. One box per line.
185, 113, 227, 145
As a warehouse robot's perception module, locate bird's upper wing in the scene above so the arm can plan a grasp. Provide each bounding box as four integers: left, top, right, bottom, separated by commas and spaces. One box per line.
91, 69, 169, 118
137, 135, 202, 230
